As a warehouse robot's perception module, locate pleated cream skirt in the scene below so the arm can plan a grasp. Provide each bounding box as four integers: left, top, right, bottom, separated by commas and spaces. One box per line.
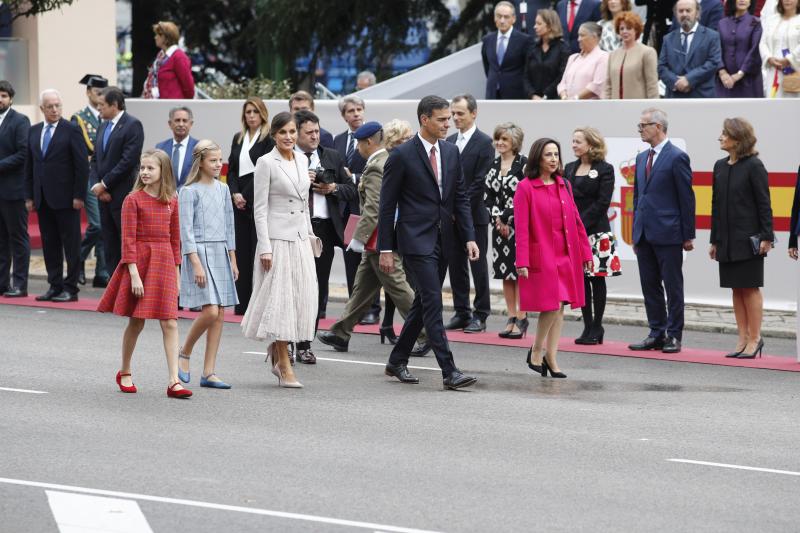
241, 238, 318, 345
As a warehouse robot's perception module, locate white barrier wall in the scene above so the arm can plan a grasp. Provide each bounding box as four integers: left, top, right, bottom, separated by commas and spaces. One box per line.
127, 98, 800, 310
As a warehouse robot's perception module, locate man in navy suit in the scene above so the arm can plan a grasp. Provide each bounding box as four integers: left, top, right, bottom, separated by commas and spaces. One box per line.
334, 95, 379, 324
89, 87, 144, 273
672, 0, 723, 32
629, 108, 695, 354
155, 106, 198, 190
658, 0, 721, 98
482, 1, 533, 99
0, 80, 31, 298
378, 95, 479, 390
445, 94, 494, 334
25, 89, 88, 302
556, 0, 602, 53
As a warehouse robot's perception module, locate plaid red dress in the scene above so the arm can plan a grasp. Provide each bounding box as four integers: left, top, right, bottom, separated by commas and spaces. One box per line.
97, 191, 181, 319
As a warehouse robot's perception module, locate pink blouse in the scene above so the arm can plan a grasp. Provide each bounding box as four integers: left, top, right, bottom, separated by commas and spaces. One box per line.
557, 46, 609, 99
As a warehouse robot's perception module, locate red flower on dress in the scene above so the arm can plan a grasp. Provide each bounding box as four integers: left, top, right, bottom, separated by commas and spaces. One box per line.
599, 237, 610, 252
610, 256, 621, 272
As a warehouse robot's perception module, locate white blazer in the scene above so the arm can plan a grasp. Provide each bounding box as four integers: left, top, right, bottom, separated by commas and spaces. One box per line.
253, 146, 314, 256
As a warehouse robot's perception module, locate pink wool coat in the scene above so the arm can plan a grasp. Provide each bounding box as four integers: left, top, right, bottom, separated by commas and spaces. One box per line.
514, 176, 593, 312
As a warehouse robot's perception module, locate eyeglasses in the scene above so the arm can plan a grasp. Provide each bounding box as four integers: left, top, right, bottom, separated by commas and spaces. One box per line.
637, 122, 657, 131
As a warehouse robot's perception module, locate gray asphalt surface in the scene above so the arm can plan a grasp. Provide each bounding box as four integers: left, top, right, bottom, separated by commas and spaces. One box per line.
1, 280, 799, 532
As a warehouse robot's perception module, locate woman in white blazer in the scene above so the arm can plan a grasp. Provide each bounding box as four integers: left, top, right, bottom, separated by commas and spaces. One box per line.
241, 111, 319, 388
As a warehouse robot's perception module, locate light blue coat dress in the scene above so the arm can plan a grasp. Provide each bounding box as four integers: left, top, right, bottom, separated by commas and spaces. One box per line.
179, 180, 239, 308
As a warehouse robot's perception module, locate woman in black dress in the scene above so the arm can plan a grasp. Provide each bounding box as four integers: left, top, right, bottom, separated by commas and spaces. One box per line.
710, 117, 773, 359
523, 9, 572, 100
484, 123, 528, 338
227, 96, 275, 315
564, 127, 618, 345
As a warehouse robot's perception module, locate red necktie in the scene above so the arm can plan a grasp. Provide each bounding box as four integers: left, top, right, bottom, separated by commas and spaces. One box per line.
645, 149, 655, 181
568, 0, 577, 32
429, 146, 439, 186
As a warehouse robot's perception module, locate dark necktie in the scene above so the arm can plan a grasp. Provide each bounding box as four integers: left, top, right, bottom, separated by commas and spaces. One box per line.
681, 31, 693, 55
345, 134, 355, 166
645, 149, 655, 181
42, 124, 53, 156
171, 142, 182, 184
305, 151, 314, 216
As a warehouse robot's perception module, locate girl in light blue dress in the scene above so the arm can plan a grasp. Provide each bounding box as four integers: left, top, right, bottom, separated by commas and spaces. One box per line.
178, 140, 239, 389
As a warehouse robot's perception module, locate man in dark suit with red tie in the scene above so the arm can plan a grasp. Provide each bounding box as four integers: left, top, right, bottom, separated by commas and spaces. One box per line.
482, 1, 533, 99
89, 87, 144, 273
445, 94, 495, 334
557, 0, 602, 53
378, 95, 479, 390
25, 89, 88, 302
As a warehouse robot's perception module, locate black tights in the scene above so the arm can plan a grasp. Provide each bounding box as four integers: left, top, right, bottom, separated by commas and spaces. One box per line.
382, 292, 396, 329
581, 276, 607, 329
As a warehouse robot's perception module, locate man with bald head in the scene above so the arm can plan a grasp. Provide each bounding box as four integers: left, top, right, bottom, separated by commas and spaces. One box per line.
658, 0, 721, 98
25, 89, 89, 302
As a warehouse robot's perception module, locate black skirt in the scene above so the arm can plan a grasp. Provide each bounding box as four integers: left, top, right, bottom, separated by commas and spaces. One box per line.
719, 256, 764, 288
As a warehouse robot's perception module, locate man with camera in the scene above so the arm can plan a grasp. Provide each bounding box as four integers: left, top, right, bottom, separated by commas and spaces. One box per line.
293, 109, 357, 364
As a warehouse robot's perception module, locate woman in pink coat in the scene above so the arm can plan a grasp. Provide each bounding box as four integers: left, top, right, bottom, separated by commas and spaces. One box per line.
514, 138, 593, 378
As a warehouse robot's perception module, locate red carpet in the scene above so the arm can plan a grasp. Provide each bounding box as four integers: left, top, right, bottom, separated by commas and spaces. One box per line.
3, 295, 798, 372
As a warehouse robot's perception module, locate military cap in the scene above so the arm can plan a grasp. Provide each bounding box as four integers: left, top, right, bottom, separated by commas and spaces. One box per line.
79, 74, 109, 88
353, 121, 383, 140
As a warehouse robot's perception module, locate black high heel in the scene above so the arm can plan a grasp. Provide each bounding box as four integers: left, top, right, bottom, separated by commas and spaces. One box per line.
526, 348, 543, 373
507, 317, 529, 340
498, 317, 517, 339
724, 345, 746, 358
379, 326, 398, 345
737, 338, 764, 359
542, 354, 567, 378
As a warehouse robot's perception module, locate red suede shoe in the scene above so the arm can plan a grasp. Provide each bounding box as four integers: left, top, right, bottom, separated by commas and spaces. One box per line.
167, 382, 192, 399
116, 371, 137, 394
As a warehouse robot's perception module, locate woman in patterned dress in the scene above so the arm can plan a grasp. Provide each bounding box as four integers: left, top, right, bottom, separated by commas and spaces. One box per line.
564, 127, 619, 345
484, 123, 528, 339
97, 150, 192, 398
177, 140, 239, 389
241, 112, 319, 389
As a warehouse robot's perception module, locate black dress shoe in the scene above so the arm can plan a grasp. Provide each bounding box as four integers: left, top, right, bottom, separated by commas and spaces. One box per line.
4, 287, 27, 298
317, 331, 349, 352
51, 291, 78, 303
443, 370, 477, 390
410, 341, 431, 357
384, 363, 419, 384
78, 264, 86, 285
445, 314, 471, 330
463, 317, 486, 334
35, 288, 59, 301
628, 336, 666, 351
358, 311, 379, 325
92, 275, 109, 288
662, 337, 681, 353
296, 348, 317, 364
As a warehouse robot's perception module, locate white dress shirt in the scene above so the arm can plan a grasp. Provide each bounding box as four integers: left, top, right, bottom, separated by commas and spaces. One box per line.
649, 137, 670, 168
296, 147, 330, 219
238, 130, 259, 177
418, 133, 443, 198
100, 110, 125, 189
40, 120, 59, 151
171, 137, 189, 175
680, 22, 699, 54
497, 27, 513, 58
0, 109, 9, 130
456, 124, 476, 153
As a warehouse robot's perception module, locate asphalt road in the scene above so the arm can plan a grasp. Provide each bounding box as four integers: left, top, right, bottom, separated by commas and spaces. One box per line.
1, 281, 799, 532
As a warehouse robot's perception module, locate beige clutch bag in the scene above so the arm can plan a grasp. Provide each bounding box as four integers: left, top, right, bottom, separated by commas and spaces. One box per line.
310, 236, 323, 258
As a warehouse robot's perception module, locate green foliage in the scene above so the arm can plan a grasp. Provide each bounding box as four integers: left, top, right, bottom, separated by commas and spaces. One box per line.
4, 0, 75, 19
196, 77, 293, 100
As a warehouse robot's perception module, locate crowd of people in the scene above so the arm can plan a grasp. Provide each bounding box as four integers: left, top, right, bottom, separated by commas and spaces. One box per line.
0, 70, 792, 396
483, 0, 800, 100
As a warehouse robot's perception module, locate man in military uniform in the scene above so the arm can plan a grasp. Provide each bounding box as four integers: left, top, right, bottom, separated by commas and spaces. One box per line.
317, 121, 427, 354
72, 74, 109, 287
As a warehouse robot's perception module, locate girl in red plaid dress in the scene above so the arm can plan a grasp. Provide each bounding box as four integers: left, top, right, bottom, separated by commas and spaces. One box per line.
98, 149, 192, 399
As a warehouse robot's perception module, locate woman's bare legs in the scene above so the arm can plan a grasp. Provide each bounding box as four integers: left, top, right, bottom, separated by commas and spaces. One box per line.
119, 318, 145, 387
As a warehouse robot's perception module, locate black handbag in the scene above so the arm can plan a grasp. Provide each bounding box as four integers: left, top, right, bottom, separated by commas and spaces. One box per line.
750, 235, 777, 256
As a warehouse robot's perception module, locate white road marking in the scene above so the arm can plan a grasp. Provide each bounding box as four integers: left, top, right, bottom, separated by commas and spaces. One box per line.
0, 477, 442, 533
668, 459, 800, 477
47, 490, 154, 533
243, 351, 440, 371
0, 386, 47, 394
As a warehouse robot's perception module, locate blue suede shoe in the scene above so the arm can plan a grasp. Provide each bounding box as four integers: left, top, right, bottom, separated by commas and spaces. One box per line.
200, 374, 231, 389
178, 353, 190, 383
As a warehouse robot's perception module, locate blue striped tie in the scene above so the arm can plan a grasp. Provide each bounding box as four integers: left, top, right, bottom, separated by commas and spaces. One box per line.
102, 122, 113, 151
42, 124, 53, 156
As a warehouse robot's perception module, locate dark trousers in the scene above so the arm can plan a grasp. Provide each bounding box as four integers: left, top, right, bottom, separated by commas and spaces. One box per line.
636, 237, 685, 340
0, 199, 30, 291
389, 237, 457, 378
448, 223, 490, 320
233, 207, 257, 315
38, 199, 81, 294
100, 202, 122, 274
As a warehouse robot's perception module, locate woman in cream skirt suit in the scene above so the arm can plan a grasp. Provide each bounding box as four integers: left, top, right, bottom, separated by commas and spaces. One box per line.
241, 112, 319, 388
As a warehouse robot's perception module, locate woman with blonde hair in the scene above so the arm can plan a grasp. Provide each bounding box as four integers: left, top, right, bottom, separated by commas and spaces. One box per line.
564, 127, 619, 345
98, 149, 192, 398
228, 96, 274, 315
485, 123, 528, 338
177, 140, 239, 388
524, 9, 571, 100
